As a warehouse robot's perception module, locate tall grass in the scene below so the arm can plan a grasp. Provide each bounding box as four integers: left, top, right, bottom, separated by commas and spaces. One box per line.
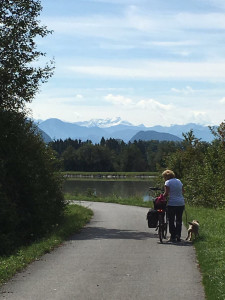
0, 205, 93, 285
185, 205, 225, 300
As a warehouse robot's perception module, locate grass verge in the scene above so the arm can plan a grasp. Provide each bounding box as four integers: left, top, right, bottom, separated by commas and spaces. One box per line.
0, 204, 93, 286
185, 205, 225, 300
65, 193, 153, 208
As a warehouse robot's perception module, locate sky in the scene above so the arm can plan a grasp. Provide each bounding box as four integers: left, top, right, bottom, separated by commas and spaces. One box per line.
28, 0, 225, 127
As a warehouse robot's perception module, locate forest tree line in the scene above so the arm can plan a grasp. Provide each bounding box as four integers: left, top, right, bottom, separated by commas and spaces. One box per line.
50, 138, 184, 172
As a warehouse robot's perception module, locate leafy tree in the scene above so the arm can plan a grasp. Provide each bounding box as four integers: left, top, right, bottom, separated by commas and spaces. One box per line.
120, 143, 147, 172
0, 111, 65, 253
0, 1, 64, 254
0, 0, 54, 111
164, 127, 225, 208
62, 146, 79, 171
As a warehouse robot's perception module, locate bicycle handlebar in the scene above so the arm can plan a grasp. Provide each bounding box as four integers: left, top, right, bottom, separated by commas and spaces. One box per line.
149, 187, 163, 191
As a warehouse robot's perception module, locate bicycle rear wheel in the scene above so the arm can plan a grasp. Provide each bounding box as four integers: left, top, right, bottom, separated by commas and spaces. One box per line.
158, 214, 164, 243
158, 226, 163, 243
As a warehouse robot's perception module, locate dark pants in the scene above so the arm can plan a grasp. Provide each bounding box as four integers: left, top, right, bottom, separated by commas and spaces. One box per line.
167, 206, 185, 239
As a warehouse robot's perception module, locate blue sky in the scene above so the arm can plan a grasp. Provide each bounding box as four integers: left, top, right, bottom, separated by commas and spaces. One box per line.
28, 0, 225, 126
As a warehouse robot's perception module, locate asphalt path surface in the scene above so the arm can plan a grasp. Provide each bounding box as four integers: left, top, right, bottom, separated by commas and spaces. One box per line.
0, 201, 205, 300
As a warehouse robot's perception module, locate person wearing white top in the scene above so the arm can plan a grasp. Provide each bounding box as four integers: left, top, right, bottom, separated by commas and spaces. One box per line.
162, 169, 185, 242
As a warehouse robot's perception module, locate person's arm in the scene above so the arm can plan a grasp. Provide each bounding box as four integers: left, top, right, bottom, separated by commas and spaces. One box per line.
163, 185, 169, 198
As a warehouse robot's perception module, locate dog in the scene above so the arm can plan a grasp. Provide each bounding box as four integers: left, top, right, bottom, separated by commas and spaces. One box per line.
186, 220, 199, 241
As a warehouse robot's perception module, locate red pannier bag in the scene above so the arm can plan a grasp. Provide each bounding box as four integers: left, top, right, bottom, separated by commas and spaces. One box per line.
154, 194, 167, 210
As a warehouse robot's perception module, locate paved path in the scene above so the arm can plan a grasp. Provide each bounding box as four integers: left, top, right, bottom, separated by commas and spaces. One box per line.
0, 202, 205, 300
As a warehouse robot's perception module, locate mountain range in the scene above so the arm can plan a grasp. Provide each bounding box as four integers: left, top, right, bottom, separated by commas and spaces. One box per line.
37, 117, 215, 143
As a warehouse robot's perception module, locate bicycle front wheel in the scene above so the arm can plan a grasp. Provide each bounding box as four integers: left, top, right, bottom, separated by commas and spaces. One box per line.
163, 223, 167, 239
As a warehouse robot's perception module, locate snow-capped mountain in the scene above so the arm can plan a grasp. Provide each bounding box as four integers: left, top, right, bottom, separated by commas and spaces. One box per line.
37, 118, 215, 143
75, 117, 134, 128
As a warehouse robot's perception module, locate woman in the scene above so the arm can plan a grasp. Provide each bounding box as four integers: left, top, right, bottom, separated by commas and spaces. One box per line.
162, 170, 185, 242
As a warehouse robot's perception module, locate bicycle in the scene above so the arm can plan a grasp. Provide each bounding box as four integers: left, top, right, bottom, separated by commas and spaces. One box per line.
156, 207, 168, 243
149, 187, 168, 243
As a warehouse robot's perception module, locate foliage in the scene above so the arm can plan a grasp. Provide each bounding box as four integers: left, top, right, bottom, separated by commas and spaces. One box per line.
0, 0, 54, 111
0, 204, 93, 285
165, 124, 225, 208
50, 138, 181, 172
0, 110, 65, 254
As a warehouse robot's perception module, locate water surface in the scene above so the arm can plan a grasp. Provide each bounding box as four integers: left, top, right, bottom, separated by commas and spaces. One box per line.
63, 179, 154, 199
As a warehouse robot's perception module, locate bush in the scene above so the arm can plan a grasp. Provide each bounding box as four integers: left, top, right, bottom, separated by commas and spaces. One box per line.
165, 126, 225, 209
0, 110, 65, 254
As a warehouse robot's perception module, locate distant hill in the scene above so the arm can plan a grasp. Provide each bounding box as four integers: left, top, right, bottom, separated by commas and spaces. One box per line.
34, 127, 52, 143
37, 118, 215, 143
130, 130, 182, 142
38, 128, 52, 143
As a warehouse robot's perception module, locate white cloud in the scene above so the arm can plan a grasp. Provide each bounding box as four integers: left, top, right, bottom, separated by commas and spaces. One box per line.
75, 94, 83, 99
105, 94, 173, 112
105, 94, 134, 106
68, 61, 225, 81
45, 12, 225, 39
176, 13, 225, 30
136, 99, 172, 110
173, 51, 191, 57
189, 111, 211, 125
171, 86, 195, 94
219, 97, 225, 103
151, 40, 198, 47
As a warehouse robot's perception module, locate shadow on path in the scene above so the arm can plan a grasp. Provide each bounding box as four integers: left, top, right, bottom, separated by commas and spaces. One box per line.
70, 226, 194, 248
71, 226, 156, 241
157, 239, 193, 247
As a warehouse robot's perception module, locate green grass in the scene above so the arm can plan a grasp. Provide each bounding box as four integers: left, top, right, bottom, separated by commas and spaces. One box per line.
0, 204, 93, 285
65, 192, 154, 208
185, 205, 225, 300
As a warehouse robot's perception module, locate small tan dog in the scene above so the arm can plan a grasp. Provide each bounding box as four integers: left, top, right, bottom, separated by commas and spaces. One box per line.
186, 220, 199, 241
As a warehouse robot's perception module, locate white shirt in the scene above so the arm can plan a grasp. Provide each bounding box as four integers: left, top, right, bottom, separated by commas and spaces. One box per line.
165, 178, 185, 206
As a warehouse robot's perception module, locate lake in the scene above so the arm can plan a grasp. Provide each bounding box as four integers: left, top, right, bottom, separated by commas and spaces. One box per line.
63, 179, 156, 200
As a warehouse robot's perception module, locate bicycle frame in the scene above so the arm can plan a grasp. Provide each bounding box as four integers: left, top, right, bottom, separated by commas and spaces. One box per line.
157, 208, 168, 243
149, 187, 168, 243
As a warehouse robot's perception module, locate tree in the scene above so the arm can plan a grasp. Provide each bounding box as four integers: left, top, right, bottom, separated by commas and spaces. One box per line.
0, 0, 54, 111
62, 146, 79, 171
209, 121, 225, 147
121, 143, 147, 172
0, 111, 65, 253
0, 1, 64, 254
164, 127, 225, 208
